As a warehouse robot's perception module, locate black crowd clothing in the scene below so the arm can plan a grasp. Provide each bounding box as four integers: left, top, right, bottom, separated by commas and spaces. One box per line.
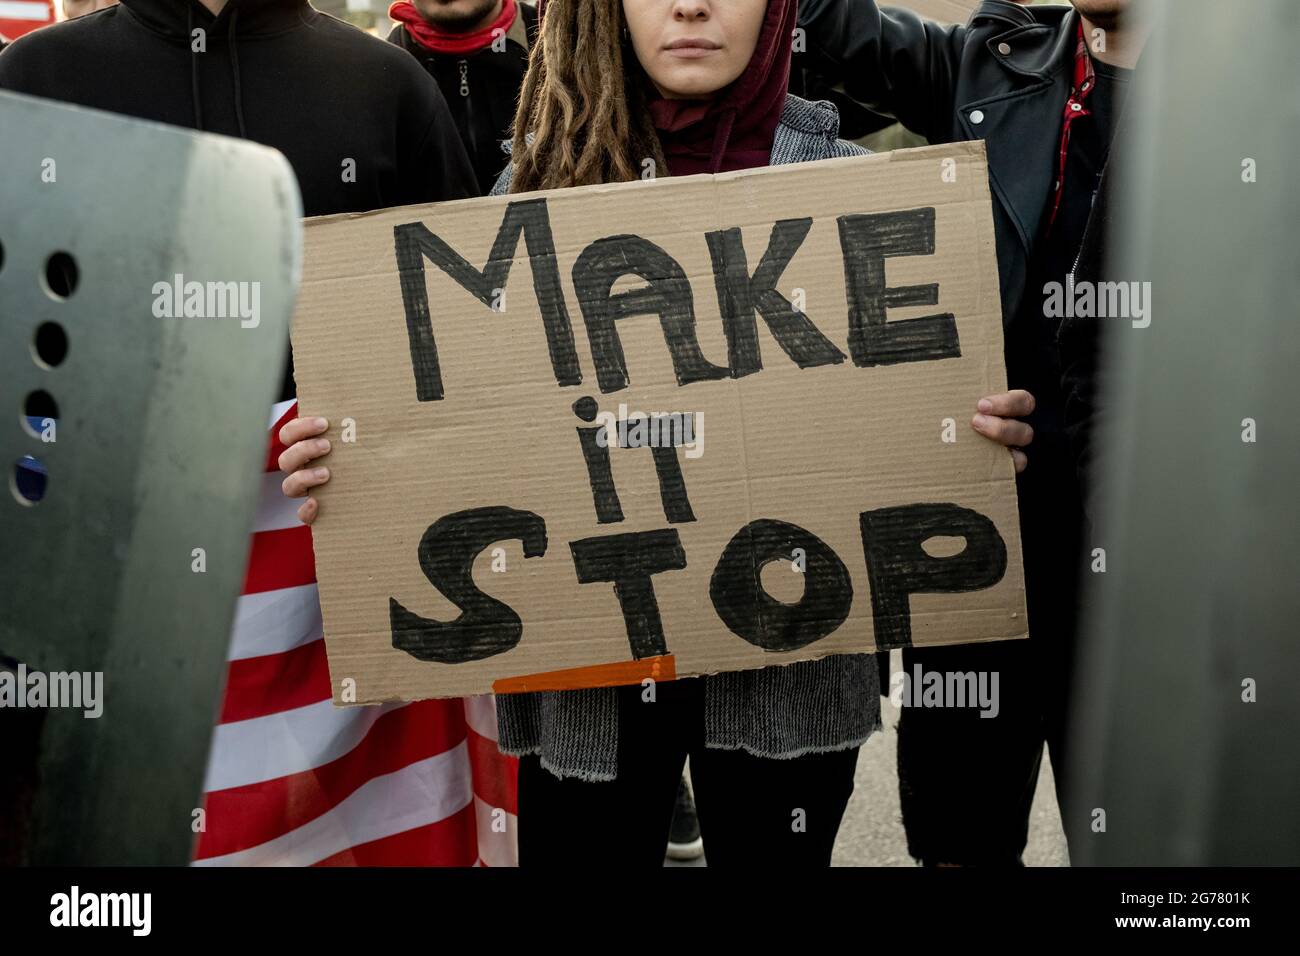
0, 0, 477, 401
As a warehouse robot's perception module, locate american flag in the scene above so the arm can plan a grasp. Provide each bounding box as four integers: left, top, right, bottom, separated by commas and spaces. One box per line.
192, 400, 519, 867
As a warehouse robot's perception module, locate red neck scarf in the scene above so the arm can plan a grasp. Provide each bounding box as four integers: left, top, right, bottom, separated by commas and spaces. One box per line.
389, 0, 517, 56
646, 0, 796, 176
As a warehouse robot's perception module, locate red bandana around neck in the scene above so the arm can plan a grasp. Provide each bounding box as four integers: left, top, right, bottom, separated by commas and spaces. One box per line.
1045, 19, 1097, 233
389, 0, 517, 56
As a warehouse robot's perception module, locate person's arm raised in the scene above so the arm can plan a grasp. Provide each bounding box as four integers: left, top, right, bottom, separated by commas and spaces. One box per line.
798, 0, 970, 144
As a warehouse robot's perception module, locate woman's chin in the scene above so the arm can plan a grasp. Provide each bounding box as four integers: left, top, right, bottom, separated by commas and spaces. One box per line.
653, 75, 728, 101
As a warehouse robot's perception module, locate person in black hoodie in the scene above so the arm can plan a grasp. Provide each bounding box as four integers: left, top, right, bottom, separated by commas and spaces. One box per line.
0, 0, 475, 218
0, 0, 477, 397
387, 0, 538, 195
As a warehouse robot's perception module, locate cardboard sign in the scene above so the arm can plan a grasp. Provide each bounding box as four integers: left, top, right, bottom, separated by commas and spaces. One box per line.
291, 141, 1026, 705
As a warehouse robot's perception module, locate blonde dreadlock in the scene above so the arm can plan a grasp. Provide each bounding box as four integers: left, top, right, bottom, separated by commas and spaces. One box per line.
509, 0, 668, 192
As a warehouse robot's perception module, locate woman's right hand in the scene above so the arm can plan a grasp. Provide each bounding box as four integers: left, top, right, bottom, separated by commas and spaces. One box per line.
278, 416, 331, 525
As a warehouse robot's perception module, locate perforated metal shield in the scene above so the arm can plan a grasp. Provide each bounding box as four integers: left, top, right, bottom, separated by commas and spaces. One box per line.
0, 90, 300, 864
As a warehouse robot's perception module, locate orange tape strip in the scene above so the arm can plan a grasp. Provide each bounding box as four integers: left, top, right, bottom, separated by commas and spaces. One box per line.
492, 655, 677, 694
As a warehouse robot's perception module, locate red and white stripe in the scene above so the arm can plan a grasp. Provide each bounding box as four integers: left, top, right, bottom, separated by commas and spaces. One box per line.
193, 400, 518, 867
0, 1, 54, 41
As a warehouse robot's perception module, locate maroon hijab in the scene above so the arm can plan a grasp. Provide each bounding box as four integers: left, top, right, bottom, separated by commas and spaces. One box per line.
645, 0, 796, 175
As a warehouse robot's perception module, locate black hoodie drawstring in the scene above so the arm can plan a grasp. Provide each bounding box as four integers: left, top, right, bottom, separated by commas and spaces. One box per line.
188, 0, 248, 139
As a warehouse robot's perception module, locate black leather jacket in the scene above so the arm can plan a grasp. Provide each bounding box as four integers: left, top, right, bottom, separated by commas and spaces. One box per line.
799, 0, 1085, 330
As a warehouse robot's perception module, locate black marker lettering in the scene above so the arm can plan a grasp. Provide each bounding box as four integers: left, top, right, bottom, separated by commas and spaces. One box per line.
390, 506, 547, 663
571, 235, 729, 393
393, 199, 581, 400
858, 503, 1007, 649
709, 518, 853, 652
573, 396, 623, 524
706, 218, 846, 377
569, 529, 687, 659
837, 207, 961, 367
647, 443, 695, 524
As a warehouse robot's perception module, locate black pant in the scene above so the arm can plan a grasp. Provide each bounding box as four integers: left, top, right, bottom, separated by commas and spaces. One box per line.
897, 639, 1051, 865
896, 496, 1087, 865
517, 677, 860, 866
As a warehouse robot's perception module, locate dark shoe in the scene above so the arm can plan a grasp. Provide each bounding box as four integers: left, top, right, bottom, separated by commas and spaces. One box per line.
666, 776, 704, 861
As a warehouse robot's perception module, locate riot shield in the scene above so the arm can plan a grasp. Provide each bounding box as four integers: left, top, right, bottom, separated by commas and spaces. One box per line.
0, 90, 300, 864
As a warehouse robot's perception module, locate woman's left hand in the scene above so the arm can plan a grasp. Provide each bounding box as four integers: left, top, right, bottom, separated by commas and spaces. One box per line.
971, 389, 1035, 473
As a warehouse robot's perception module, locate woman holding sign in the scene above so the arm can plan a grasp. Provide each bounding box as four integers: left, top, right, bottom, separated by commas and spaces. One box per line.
279, 0, 1033, 866
502, 0, 876, 867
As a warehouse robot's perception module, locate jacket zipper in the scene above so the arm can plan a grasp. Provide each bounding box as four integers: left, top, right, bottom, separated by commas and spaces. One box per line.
1066, 183, 1101, 292
457, 59, 479, 158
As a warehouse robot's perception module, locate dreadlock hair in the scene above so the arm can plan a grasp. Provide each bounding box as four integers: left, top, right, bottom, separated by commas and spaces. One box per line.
509, 0, 668, 192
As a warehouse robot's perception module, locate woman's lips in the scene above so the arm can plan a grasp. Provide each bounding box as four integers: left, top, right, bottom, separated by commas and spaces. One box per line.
664, 39, 722, 59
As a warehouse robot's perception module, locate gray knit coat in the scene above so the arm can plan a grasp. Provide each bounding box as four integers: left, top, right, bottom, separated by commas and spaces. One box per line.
489, 95, 882, 782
